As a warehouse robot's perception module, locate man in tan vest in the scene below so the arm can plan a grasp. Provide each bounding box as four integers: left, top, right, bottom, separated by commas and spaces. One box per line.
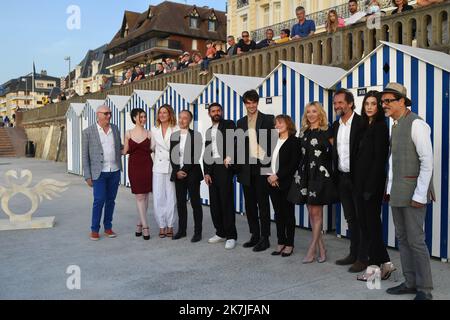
382, 83, 434, 301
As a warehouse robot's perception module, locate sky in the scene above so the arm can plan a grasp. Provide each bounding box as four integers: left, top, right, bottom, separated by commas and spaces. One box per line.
0, 0, 227, 84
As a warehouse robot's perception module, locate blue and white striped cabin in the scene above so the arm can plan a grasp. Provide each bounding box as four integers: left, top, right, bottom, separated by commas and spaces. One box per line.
258, 61, 347, 232
82, 99, 105, 129
333, 41, 450, 261
66, 103, 85, 176
122, 90, 162, 187
154, 83, 205, 130
104, 95, 130, 186
196, 74, 265, 210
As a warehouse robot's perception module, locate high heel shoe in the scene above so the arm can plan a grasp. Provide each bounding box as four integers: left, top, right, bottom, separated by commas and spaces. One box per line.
381, 262, 397, 280
271, 245, 286, 256
281, 247, 294, 257
135, 225, 143, 237
302, 255, 315, 264
317, 250, 327, 263
142, 227, 150, 241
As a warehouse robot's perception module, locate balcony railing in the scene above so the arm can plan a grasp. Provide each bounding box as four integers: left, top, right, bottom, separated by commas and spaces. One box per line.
20, 2, 450, 126
237, 0, 249, 10
108, 38, 182, 67
251, 0, 392, 42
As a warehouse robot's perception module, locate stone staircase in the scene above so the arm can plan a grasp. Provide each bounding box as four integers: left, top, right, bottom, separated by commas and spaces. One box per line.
0, 127, 17, 157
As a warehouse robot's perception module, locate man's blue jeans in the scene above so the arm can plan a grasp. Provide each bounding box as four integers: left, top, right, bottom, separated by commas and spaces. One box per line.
91, 171, 120, 233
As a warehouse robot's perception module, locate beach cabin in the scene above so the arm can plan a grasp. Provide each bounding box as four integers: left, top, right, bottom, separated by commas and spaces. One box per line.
196, 74, 265, 209
257, 61, 347, 231
333, 41, 450, 261
66, 103, 85, 175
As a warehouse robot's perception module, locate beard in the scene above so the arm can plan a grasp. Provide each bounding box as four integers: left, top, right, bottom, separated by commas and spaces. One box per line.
335, 109, 344, 117
212, 115, 222, 122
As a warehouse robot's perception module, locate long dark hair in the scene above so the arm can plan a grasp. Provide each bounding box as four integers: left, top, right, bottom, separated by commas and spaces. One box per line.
361, 90, 385, 127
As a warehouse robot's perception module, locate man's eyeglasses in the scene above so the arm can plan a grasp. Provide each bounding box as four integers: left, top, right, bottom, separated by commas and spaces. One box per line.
99, 112, 112, 117
242, 34, 249, 38
381, 98, 400, 105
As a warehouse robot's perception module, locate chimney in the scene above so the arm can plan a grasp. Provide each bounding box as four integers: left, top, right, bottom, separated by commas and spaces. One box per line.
41, 70, 47, 76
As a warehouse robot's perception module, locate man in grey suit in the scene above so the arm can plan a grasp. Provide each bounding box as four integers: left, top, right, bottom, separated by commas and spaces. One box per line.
382, 83, 434, 300
82, 105, 123, 241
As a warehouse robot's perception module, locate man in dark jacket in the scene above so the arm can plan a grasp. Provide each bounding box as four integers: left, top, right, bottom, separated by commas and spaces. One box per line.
237, 90, 276, 252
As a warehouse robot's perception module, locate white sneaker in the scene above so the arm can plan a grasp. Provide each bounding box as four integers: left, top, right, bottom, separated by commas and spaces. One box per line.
208, 235, 226, 244
225, 239, 236, 250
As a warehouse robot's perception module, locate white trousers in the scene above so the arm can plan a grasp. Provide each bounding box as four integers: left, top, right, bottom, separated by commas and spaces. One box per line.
153, 172, 177, 228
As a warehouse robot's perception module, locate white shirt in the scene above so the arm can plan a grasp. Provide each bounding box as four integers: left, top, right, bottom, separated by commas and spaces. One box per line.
271, 138, 287, 175
179, 132, 188, 168
96, 123, 119, 173
151, 125, 179, 174
337, 112, 355, 173
211, 123, 220, 159
386, 119, 434, 204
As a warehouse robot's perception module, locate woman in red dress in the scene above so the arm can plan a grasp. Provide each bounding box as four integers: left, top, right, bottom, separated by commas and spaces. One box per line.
123, 108, 153, 240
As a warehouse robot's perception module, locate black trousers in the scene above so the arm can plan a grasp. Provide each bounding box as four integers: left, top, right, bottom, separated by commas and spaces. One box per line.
338, 172, 368, 262
243, 167, 271, 238
175, 178, 203, 235
209, 164, 237, 240
269, 184, 295, 247
357, 192, 390, 266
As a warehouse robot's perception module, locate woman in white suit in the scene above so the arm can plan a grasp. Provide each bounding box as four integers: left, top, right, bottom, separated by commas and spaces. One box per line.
151, 104, 179, 238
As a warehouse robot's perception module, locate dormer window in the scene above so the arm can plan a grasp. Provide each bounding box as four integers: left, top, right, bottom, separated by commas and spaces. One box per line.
147, 8, 153, 19
189, 9, 199, 29
208, 13, 218, 32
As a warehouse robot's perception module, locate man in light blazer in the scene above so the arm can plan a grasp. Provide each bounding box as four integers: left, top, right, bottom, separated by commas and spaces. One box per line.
82, 105, 123, 241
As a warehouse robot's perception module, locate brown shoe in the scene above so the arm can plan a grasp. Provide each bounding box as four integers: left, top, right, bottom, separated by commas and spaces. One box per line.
348, 260, 368, 273
335, 254, 356, 266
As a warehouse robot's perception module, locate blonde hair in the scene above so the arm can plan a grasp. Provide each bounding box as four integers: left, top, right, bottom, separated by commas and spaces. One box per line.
156, 104, 177, 128
301, 101, 329, 132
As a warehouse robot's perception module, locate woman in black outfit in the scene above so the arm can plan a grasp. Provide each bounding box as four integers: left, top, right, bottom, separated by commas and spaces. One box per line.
267, 115, 301, 257
355, 91, 396, 281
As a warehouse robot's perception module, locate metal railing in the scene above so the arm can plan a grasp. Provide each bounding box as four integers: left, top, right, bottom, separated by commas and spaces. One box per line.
237, 0, 249, 10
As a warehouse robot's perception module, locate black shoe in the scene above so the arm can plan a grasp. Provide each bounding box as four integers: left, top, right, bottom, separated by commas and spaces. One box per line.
172, 232, 187, 240
414, 291, 433, 300
271, 245, 286, 256
348, 260, 368, 273
335, 254, 356, 266
142, 227, 150, 241
191, 234, 202, 243
243, 236, 260, 248
253, 238, 270, 252
386, 283, 417, 295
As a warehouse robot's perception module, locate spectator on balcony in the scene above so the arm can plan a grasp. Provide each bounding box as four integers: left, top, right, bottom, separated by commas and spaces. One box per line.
154, 63, 165, 77
326, 9, 346, 34
226, 36, 238, 56
237, 31, 257, 54
417, 0, 448, 45
276, 29, 291, 44
200, 42, 226, 76
163, 57, 178, 73
84, 86, 91, 95
366, 0, 382, 15
256, 29, 276, 49
122, 69, 134, 85
190, 52, 204, 67
345, 0, 367, 25
134, 66, 146, 81
199, 40, 217, 75
60, 91, 67, 101
391, 0, 414, 14
177, 52, 191, 70
291, 6, 316, 40
100, 76, 112, 92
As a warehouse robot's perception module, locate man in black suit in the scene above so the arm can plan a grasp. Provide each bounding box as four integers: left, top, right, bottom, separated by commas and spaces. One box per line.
332, 88, 368, 272
237, 90, 276, 252
170, 110, 204, 243
204, 103, 238, 250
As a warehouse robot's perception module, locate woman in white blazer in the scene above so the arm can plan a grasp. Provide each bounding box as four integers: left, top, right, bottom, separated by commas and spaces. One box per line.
151, 104, 179, 238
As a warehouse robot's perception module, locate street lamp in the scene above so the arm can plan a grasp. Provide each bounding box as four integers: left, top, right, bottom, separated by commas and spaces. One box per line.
64, 56, 71, 90
21, 78, 28, 107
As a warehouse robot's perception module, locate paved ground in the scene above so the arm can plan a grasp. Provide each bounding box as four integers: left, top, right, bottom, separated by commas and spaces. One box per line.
0, 158, 449, 300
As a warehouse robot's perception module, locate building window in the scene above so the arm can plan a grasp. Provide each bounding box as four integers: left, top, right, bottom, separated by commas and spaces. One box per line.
263, 5, 270, 27
47, 83, 54, 88
123, 23, 129, 37
190, 9, 199, 29
192, 39, 198, 50
274, 2, 281, 24
241, 15, 248, 32
208, 13, 218, 31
